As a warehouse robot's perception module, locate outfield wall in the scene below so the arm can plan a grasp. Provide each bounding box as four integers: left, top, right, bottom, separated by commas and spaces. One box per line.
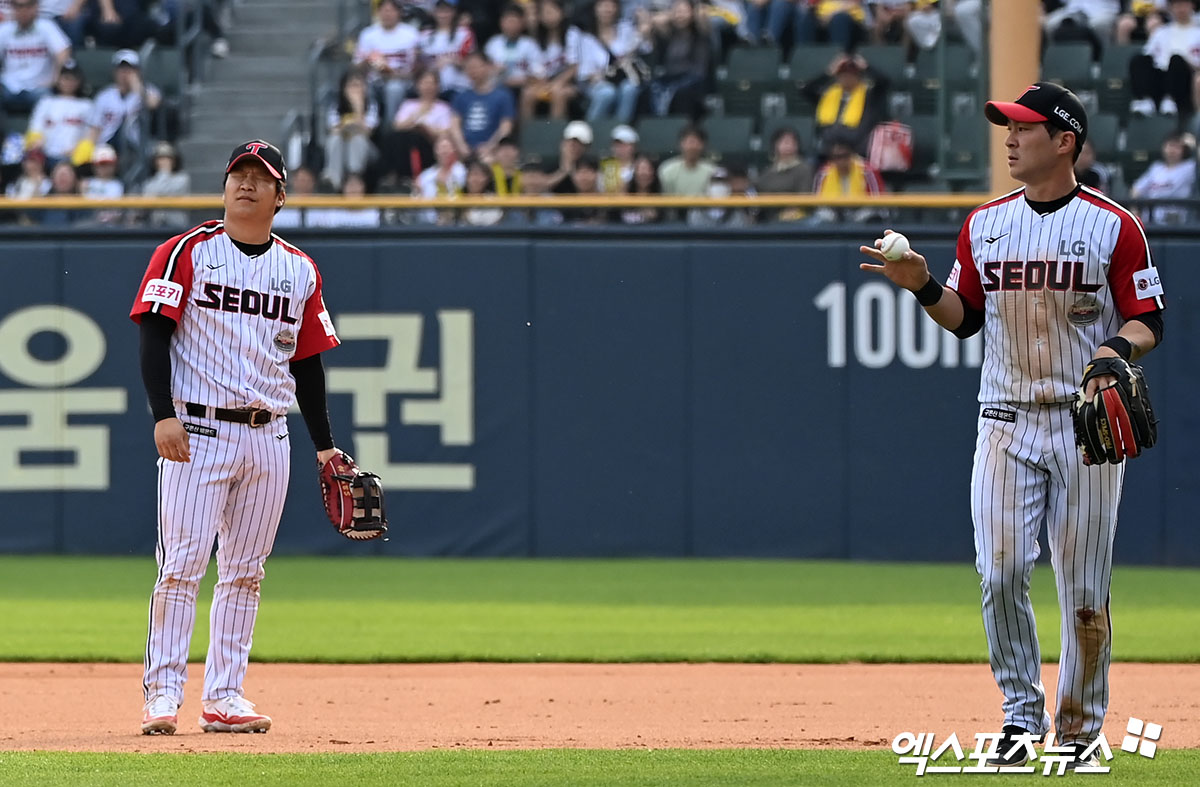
0, 227, 1194, 564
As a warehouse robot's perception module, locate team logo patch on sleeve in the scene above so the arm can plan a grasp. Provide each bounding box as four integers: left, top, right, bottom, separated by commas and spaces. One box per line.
1133, 267, 1164, 300
947, 261, 962, 289
317, 303, 336, 338
142, 278, 183, 307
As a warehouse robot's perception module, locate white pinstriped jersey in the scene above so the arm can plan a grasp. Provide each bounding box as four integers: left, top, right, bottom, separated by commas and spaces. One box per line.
947, 185, 1165, 405
129, 221, 339, 413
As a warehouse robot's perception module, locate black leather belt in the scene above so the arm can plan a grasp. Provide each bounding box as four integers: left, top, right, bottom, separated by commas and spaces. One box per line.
184, 403, 275, 427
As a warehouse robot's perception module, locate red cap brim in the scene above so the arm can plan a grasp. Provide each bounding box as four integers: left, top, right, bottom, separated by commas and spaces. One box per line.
226, 152, 284, 181
985, 100, 1048, 126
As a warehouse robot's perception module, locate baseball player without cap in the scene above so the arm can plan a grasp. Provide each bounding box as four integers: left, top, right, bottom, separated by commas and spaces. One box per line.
985, 81, 1088, 149
226, 140, 287, 184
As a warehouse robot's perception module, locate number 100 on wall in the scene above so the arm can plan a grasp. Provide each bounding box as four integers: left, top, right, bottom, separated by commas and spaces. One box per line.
814, 281, 982, 369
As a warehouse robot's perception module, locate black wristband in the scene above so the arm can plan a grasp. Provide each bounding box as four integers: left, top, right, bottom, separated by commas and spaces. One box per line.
913, 276, 944, 307
1099, 336, 1133, 361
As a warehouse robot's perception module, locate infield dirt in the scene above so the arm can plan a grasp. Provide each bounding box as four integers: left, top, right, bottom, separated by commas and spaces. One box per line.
1, 663, 1196, 753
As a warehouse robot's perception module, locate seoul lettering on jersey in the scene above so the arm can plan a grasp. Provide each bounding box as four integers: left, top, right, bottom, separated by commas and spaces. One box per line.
193, 283, 298, 323
980, 260, 1102, 292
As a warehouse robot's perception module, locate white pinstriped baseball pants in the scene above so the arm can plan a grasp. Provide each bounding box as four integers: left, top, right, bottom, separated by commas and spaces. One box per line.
143, 414, 291, 705
971, 401, 1124, 745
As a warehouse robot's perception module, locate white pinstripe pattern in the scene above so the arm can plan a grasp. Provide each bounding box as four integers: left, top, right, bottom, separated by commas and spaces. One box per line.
143, 414, 291, 705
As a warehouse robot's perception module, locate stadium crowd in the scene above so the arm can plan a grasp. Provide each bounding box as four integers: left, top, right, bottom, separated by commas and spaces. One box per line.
0, 0, 1198, 227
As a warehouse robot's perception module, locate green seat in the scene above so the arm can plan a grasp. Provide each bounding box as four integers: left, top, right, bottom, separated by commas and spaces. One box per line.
913, 44, 976, 91
856, 45, 908, 80
907, 113, 941, 176
1125, 114, 1179, 158
143, 47, 185, 99
519, 119, 567, 167
788, 44, 843, 85
724, 47, 782, 82
73, 47, 119, 91
589, 118, 621, 155
1098, 43, 1140, 114
717, 47, 784, 117
635, 116, 690, 158
704, 116, 755, 160
945, 113, 984, 173
1088, 113, 1120, 159
1041, 42, 1096, 89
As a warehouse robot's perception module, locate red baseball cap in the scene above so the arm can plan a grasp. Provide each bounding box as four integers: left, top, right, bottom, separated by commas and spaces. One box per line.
225, 139, 287, 184
985, 81, 1088, 150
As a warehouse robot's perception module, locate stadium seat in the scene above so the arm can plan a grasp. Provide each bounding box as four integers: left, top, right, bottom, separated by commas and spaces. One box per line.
704, 116, 755, 160
856, 45, 908, 80
722, 46, 782, 82
1098, 43, 1140, 113
717, 47, 784, 117
1041, 42, 1096, 88
907, 113, 941, 176
589, 117, 621, 154
520, 119, 567, 167
1125, 114, 1178, 157
143, 47, 185, 100
1088, 113, 1120, 160
945, 112, 984, 172
635, 116, 689, 158
74, 47, 118, 91
788, 44, 842, 86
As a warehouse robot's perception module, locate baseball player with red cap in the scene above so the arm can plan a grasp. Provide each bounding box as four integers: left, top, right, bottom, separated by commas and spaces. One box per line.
861, 82, 1165, 769
131, 140, 343, 735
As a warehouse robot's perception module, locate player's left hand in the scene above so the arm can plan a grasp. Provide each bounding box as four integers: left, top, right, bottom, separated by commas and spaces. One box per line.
1084, 347, 1121, 402
859, 230, 930, 292
316, 447, 339, 466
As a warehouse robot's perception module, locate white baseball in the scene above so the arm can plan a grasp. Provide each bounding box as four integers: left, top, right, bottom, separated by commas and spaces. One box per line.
878, 232, 911, 261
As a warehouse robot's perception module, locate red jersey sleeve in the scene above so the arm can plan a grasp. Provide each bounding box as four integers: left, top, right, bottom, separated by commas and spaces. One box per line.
1107, 209, 1164, 318
946, 217, 984, 310
129, 228, 201, 324
292, 264, 340, 362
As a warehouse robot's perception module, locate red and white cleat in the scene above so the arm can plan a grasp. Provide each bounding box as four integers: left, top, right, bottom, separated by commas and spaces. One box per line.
199, 696, 272, 733
141, 696, 179, 735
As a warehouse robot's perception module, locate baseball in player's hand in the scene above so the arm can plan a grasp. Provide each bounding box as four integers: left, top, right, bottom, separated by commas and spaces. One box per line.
154, 418, 191, 463
859, 229, 930, 292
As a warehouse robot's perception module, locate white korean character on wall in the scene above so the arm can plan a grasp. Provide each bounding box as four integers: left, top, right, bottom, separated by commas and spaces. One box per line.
326, 309, 475, 491
0, 306, 127, 490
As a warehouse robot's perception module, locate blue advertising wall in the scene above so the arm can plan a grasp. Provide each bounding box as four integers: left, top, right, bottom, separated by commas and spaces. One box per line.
0, 227, 1193, 564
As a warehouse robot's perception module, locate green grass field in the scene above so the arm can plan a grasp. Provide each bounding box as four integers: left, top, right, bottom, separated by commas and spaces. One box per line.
3, 557, 1198, 785
2, 556, 1199, 663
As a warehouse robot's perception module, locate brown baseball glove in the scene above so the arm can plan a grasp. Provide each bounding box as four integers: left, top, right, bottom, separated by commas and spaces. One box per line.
318, 451, 388, 541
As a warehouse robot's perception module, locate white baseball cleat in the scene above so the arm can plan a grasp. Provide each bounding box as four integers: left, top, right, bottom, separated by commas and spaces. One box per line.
199, 696, 272, 733
141, 695, 179, 735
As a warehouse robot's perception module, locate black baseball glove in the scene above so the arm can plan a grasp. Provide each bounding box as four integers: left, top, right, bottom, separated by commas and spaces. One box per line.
318, 451, 388, 541
1071, 357, 1158, 465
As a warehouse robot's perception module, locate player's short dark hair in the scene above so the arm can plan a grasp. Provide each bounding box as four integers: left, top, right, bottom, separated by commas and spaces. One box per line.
1042, 123, 1083, 163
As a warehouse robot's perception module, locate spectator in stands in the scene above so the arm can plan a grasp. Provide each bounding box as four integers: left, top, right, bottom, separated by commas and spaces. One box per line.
459, 157, 504, 225
80, 141, 122, 223
580, 0, 642, 124
658, 123, 716, 195
903, 0, 943, 51
157, 0, 230, 59
803, 52, 890, 155
1115, 0, 1170, 45
38, 0, 86, 47
743, 0, 792, 47
40, 158, 87, 225
6, 146, 50, 199
83, 0, 157, 49
951, 0, 984, 56
0, 0, 71, 114
794, 0, 867, 52
756, 125, 812, 220
306, 174, 384, 228
1074, 138, 1112, 193
1129, 0, 1200, 116
489, 134, 522, 194
640, 0, 712, 119
485, 4, 540, 99
868, 0, 909, 45
601, 123, 638, 191
556, 153, 607, 224
140, 139, 190, 228
1131, 130, 1196, 224
25, 57, 90, 168
355, 0, 423, 123
414, 132, 466, 223
692, 159, 758, 226
450, 50, 516, 159
272, 164, 316, 229
422, 0, 474, 99
521, 0, 579, 119
380, 68, 454, 182
323, 66, 380, 191
87, 49, 162, 154
548, 119, 592, 190
811, 126, 885, 223
1043, 0, 1120, 56
620, 152, 663, 224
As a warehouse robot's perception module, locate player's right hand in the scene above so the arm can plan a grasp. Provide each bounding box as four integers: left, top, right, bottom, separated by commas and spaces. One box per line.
858, 230, 931, 292
154, 418, 191, 463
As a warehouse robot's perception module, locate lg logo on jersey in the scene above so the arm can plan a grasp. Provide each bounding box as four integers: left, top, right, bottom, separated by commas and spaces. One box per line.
981, 260, 1102, 293
270, 278, 292, 293
193, 283, 298, 323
